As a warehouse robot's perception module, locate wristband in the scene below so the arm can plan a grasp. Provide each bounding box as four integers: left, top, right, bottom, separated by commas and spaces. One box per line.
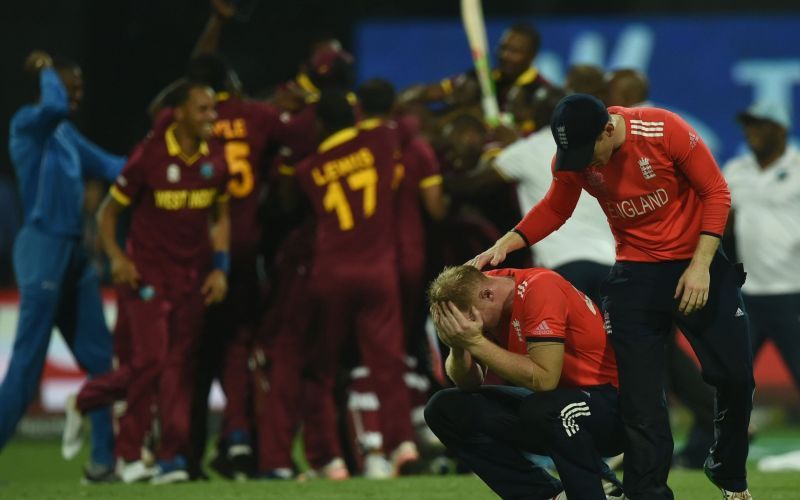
213, 251, 231, 275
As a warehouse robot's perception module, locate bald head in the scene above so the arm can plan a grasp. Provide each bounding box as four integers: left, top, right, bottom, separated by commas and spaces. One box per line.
606, 69, 649, 107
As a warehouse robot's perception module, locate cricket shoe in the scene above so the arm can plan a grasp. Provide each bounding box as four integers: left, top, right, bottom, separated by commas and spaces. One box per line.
704, 457, 753, 499
298, 457, 350, 481
62, 394, 84, 460
390, 441, 421, 476
226, 431, 255, 481
548, 489, 626, 499
117, 459, 158, 483
81, 462, 119, 484
150, 455, 190, 484
258, 468, 294, 480
363, 453, 393, 479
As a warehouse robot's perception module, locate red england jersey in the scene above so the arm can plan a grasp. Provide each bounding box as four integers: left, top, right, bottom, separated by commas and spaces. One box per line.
213, 93, 286, 257
110, 123, 229, 277
516, 107, 731, 262
486, 268, 618, 389
293, 124, 398, 264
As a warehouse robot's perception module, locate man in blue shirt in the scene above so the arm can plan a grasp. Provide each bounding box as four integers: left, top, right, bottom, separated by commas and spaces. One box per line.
0, 50, 125, 482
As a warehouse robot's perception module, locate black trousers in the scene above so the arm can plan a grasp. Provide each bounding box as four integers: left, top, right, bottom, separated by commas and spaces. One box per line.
553, 260, 611, 309
425, 384, 624, 500
745, 292, 800, 391
602, 251, 754, 499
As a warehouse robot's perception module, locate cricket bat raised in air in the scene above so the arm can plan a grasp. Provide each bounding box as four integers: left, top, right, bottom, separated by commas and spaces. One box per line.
460, 0, 501, 128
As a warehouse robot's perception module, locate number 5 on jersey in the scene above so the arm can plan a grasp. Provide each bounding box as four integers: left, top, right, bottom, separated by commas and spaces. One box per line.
323, 167, 378, 230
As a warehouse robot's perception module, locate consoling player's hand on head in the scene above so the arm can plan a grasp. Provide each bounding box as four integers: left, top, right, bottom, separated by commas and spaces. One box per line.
468, 244, 507, 270
467, 231, 526, 270
431, 301, 485, 350
202, 269, 228, 305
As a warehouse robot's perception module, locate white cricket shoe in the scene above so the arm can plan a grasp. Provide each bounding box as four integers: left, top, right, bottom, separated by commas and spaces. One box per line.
117, 459, 158, 483
62, 394, 84, 460
720, 489, 753, 500
363, 453, 392, 479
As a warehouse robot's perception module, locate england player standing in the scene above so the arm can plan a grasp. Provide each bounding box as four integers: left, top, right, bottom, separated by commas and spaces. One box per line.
472, 94, 754, 499
1, 50, 125, 483
725, 102, 800, 392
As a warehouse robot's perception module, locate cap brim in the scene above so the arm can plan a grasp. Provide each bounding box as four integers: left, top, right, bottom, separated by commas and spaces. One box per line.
554, 141, 595, 172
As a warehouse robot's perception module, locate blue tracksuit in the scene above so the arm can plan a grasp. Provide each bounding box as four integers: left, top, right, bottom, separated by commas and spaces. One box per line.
0, 67, 125, 466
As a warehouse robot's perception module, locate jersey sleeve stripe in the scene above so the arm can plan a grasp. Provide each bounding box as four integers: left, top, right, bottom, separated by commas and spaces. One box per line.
525, 336, 566, 343
419, 174, 443, 189
630, 131, 664, 137
630, 120, 664, 125
630, 124, 664, 132
109, 185, 131, 206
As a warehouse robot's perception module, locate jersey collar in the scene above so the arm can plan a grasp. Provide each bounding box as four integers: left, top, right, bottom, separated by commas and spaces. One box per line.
165, 123, 209, 165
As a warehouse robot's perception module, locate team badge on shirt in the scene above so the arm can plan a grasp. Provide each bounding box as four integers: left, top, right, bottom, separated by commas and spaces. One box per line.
200, 163, 215, 179
638, 157, 656, 180
166, 164, 180, 183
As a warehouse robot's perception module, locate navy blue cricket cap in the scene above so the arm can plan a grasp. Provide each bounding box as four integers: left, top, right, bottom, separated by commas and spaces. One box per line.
550, 93, 610, 171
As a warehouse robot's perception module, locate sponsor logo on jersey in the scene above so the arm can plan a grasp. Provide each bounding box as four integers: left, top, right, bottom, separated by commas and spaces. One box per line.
512, 319, 523, 343
638, 157, 656, 180
735, 307, 745, 317
604, 311, 613, 335
167, 164, 180, 183
531, 320, 553, 336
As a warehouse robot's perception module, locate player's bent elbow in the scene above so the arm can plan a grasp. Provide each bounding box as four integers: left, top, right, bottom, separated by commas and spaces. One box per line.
531, 375, 559, 392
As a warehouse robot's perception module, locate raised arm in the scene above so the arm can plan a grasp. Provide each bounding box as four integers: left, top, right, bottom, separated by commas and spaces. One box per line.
12, 53, 69, 136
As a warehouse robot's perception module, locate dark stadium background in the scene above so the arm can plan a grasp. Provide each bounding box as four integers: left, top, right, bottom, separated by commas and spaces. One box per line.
0, 0, 798, 285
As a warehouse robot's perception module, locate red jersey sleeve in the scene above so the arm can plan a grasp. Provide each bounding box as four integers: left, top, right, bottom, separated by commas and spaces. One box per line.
665, 111, 731, 237
514, 160, 582, 246
522, 274, 568, 343
109, 143, 147, 207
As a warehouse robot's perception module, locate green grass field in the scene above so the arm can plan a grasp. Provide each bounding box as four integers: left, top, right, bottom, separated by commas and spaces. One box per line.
2, 435, 800, 500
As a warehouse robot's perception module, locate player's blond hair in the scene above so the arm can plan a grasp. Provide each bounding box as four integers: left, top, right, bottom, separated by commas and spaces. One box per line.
427, 265, 489, 311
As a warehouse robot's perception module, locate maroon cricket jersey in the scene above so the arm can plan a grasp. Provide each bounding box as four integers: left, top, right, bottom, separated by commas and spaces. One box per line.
293, 124, 399, 264
394, 127, 442, 263
213, 93, 285, 256
110, 123, 229, 280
